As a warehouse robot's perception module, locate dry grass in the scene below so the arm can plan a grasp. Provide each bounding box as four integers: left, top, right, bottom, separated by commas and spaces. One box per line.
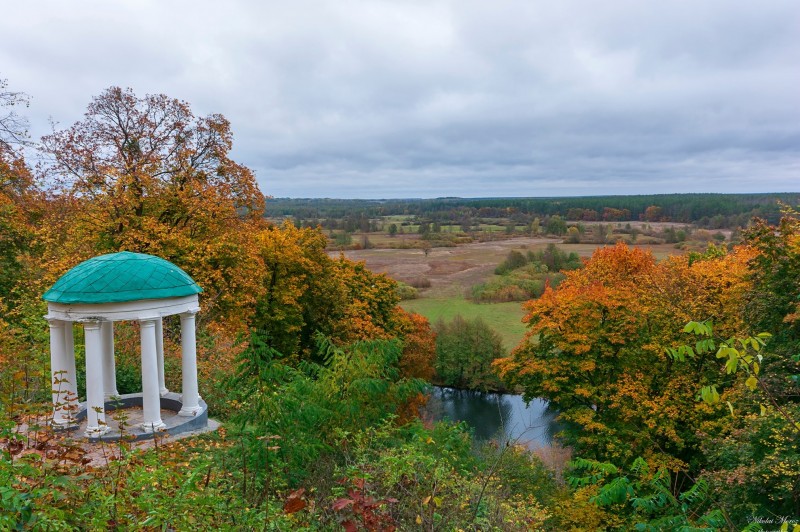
343, 237, 689, 349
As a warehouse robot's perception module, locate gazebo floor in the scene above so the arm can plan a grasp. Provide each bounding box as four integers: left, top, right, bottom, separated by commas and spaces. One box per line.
64, 392, 209, 442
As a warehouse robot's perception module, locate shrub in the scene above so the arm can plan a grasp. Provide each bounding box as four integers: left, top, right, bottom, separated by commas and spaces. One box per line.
395, 282, 418, 300
495, 250, 528, 275
470, 271, 563, 303
408, 276, 431, 289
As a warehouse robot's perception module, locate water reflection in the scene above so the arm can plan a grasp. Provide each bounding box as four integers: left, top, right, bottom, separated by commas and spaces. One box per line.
426, 387, 559, 449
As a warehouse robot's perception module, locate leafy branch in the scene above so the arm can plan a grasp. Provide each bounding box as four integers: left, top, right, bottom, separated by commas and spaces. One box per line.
666, 320, 800, 433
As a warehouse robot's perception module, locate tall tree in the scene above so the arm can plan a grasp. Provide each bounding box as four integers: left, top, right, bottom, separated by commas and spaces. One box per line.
0, 78, 30, 152
496, 243, 753, 469
41, 87, 266, 322
43, 86, 264, 238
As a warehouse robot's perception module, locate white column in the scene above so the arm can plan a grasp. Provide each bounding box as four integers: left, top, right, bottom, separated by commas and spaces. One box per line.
63, 322, 78, 422
101, 321, 119, 399
84, 320, 108, 437
178, 309, 201, 416
48, 319, 71, 426
140, 318, 166, 432
155, 318, 168, 396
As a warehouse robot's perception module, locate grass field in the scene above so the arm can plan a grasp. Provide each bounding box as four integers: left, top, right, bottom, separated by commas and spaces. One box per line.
343, 237, 690, 351
401, 296, 528, 351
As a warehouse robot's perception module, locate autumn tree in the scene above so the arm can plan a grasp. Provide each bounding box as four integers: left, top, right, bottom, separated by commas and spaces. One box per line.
0, 79, 34, 301
0, 150, 36, 306
41, 87, 266, 323
251, 220, 346, 357
641, 205, 663, 222
329, 259, 402, 345
0, 78, 30, 152
496, 243, 754, 469
395, 310, 436, 381
689, 209, 800, 521
744, 210, 800, 351
0, 80, 48, 402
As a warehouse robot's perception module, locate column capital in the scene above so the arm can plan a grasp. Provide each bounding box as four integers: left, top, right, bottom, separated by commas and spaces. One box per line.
181, 307, 200, 317
82, 320, 102, 331
139, 317, 159, 328
45, 317, 65, 329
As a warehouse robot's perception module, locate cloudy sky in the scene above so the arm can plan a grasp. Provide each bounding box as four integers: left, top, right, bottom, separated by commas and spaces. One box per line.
1, 0, 798, 198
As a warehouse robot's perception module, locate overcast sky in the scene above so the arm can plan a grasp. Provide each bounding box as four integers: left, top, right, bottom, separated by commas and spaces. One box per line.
1, 0, 798, 198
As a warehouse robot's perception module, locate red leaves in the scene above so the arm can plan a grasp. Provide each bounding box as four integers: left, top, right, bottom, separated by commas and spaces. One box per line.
331, 477, 397, 531
283, 488, 307, 514
332, 497, 354, 511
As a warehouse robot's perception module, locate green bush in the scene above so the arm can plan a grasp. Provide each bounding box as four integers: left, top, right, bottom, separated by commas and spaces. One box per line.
495, 250, 528, 275
395, 281, 418, 300
434, 316, 504, 390
471, 271, 564, 303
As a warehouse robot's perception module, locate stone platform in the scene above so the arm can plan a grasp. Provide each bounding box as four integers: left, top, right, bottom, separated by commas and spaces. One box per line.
62, 392, 208, 442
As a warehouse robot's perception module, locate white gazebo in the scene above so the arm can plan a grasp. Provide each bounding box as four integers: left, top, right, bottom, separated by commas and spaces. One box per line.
43, 251, 206, 439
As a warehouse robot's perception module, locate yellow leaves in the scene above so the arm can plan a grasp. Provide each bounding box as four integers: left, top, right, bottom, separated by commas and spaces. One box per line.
395, 309, 436, 381
499, 241, 763, 464
746, 376, 759, 392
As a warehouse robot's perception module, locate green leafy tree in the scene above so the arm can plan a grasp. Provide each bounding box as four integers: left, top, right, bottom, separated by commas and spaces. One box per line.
434, 316, 504, 390
494, 250, 528, 275
545, 215, 567, 236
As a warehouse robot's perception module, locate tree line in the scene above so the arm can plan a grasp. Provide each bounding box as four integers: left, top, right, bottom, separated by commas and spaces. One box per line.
268, 193, 798, 228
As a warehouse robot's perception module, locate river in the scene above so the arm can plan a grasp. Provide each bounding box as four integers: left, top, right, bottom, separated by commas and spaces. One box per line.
425, 386, 559, 449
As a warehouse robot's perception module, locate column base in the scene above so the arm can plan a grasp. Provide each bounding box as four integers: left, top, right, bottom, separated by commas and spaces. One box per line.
159, 388, 170, 397
178, 405, 203, 417
85, 425, 110, 438
104, 392, 121, 401
141, 420, 167, 433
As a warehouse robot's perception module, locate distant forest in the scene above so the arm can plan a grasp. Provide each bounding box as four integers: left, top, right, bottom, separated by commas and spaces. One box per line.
266, 193, 800, 228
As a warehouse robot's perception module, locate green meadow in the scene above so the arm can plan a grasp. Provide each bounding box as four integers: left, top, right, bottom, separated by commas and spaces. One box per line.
401, 296, 528, 351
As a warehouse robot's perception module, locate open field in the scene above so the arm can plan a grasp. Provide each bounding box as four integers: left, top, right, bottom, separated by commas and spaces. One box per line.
340, 237, 687, 296
340, 237, 561, 296
338, 237, 691, 352
401, 297, 528, 350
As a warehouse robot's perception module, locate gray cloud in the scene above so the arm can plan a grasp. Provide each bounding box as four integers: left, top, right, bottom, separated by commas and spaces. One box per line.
1, 0, 798, 198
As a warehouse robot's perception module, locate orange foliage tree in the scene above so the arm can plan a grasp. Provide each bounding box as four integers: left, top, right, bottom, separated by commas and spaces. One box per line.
5, 85, 433, 417
251, 220, 344, 357
0, 149, 37, 307
394, 310, 436, 382
40, 86, 266, 325
496, 243, 754, 470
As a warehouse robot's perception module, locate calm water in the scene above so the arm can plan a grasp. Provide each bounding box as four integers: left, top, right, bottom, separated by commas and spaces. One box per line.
426, 387, 559, 449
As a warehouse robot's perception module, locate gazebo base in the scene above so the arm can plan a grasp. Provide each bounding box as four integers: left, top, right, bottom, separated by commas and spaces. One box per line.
61, 392, 208, 442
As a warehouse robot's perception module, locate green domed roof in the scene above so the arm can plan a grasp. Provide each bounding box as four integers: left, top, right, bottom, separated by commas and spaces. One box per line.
43, 252, 202, 304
